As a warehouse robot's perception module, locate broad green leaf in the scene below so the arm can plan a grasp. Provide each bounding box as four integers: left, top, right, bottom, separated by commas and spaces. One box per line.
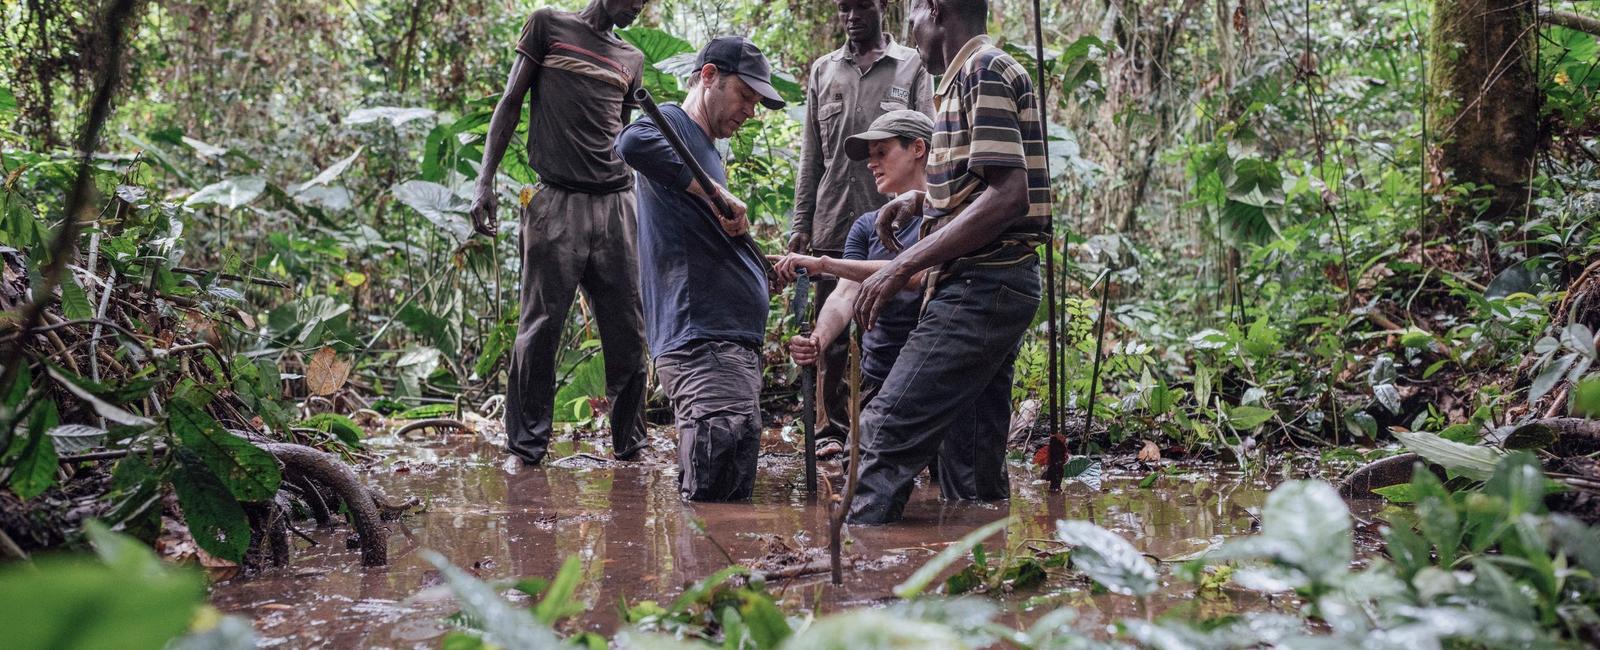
1227, 405, 1275, 430
669, 565, 748, 614
738, 591, 792, 648
1055, 520, 1158, 596
619, 27, 693, 101
171, 453, 251, 562
47, 423, 109, 453
9, 401, 61, 499
398, 303, 461, 355
297, 413, 364, 447
60, 273, 94, 320
895, 517, 1011, 599
783, 610, 967, 649
0, 86, 15, 115
0, 535, 204, 650
1572, 376, 1600, 417
1213, 480, 1353, 584
1371, 483, 1416, 503
533, 556, 586, 626
47, 365, 155, 426
1061, 456, 1103, 491
422, 551, 562, 648
1529, 353, 1576, 405
1395, 430, 1500, 481
393, 403, 457, 420
1484, 452, 1546, 516
1400, 328, 1434, 349
295, 146, 364, 190
170, 400, 281, 501
345, 106, 437, 127
184, 176, 266, 210
392, 180, 472, 243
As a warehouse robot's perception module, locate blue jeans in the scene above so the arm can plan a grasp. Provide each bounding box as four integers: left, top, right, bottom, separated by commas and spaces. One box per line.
847, 261, 1041, 524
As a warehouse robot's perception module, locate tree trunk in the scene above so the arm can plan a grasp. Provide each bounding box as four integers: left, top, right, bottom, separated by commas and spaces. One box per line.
1427, 0, 1539, 226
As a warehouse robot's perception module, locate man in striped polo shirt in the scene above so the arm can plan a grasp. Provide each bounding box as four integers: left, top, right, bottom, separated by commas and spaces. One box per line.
846, 0, 1051, 524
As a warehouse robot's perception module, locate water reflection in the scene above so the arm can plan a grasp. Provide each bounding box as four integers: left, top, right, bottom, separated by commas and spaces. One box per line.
209, 432, 1291, 646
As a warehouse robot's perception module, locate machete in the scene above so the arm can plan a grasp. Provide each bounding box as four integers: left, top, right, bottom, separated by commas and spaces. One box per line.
631, 88, 775, 280
792, 267, 817, 493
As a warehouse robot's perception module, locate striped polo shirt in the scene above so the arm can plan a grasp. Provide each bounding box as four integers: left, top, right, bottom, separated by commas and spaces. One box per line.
925, 35, 1050, 233
515, 9, 645, 194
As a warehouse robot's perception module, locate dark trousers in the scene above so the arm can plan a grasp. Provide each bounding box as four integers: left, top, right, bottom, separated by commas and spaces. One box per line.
847, 261, 1041, 525
812, 265, 852, 443
655, 340, 763, 501
505, 184, 649, 464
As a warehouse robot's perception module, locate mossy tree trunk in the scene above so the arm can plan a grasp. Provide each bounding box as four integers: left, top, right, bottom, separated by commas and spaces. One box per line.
1427, 0, 1540, 228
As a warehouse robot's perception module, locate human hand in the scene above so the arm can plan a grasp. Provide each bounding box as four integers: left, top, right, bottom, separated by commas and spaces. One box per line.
786, 231, 811, 254
854, 261, 911, 330
788, 333, 821, 366
712, 184, 749, 237
767, 252, 824, 284
469, 187, 499, 237
875, 190, 924, 253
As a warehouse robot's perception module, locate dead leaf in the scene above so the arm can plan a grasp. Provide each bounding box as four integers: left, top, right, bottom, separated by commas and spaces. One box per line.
1137, 440, 1162, 463
305, 346, 352, 396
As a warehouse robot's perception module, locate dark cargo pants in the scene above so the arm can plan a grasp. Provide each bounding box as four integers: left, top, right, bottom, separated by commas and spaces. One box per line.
505, 184, 649, 465
655, 340, 763, 501
847, 261, 1041, 525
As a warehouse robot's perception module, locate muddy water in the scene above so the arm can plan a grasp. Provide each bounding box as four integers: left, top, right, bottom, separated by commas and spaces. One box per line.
210, 431, 1316, 647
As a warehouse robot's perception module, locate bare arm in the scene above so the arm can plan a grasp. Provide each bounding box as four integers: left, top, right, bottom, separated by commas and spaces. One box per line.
855, 166, 1031, 328
469, 55, 538, 236
789, 279, 860, 366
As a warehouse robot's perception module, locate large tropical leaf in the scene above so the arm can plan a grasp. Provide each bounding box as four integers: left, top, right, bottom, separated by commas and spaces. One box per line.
0, 523, 204, 650
184, 176, 266, 210
169, 399, 281, 501
47, 424, 109, 454
1394, 430, 1501, 481
619, 27, 693, 101
392, 180, 473, 243
171, 451, 251, 562
895, 517, 1011, 599
1055, 520, 1158, 596
422, 551, 562, 648
1212, 480, 1353, 585
344, 106, 436, 127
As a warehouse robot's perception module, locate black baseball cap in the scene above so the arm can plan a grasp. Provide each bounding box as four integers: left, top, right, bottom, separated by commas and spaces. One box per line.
696, 36, 786, 110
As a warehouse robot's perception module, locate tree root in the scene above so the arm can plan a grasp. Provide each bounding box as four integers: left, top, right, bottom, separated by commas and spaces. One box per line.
284, 474, 333, 527
261, 442, 387, 566
394, 418, 469, 437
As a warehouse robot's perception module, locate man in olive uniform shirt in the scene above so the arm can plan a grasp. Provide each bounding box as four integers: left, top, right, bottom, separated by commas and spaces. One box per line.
789, 0, 934, 458
468, 0, 650, 466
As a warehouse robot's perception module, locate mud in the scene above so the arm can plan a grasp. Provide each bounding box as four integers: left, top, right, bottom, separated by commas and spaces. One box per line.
209, 428, 1365, 647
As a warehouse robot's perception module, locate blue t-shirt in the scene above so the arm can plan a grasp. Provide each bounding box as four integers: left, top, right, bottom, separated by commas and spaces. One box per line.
843, 211, 922, 383
615, 104, 768, 358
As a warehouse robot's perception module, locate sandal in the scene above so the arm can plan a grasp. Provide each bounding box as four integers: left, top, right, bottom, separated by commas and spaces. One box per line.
815, 438, 845, 460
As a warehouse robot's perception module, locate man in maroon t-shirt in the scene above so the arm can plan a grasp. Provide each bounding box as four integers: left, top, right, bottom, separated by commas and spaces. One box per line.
469, 0, 650, 466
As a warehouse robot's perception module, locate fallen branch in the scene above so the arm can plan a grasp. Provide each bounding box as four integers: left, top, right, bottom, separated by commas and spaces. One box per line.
1543, 9, 1600, 36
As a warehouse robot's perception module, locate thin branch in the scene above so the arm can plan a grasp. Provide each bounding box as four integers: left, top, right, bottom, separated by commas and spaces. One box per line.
1542, 9, 1600, 36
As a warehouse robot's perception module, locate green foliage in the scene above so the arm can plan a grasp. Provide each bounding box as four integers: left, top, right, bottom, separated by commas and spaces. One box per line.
0, 522, 250, 650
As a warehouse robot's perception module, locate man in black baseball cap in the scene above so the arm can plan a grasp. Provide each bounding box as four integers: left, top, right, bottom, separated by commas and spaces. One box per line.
614, 36, 784, 501
697, 36, 787, 112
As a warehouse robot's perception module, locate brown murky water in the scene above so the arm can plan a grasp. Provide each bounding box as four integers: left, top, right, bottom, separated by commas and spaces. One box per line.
210, 429, 1329, 647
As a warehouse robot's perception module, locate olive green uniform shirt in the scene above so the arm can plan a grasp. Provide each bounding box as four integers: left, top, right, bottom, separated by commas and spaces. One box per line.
793, 37, 933, 252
